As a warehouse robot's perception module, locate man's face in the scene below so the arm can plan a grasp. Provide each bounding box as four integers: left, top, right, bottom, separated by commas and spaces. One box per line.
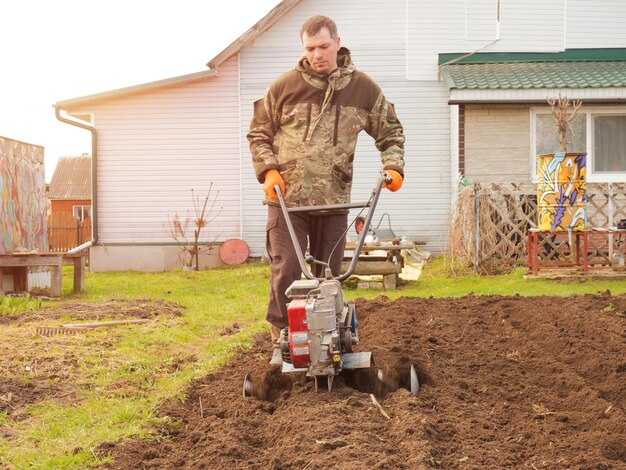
302, 27, 340, 75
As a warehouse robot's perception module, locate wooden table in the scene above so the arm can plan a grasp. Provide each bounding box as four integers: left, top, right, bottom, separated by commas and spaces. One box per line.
343, 242, 416, 289
0, 253, 85, 297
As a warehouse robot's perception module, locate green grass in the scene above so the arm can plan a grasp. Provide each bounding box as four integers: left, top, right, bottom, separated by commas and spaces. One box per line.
345, 256, 626, 300
1, 258, 625, 469
1, 264, 269, 469
1, 294, 42, 315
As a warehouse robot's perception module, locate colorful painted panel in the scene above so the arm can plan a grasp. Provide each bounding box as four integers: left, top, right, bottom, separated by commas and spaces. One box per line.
0, 136, 47, 254
536, 152, 587, 231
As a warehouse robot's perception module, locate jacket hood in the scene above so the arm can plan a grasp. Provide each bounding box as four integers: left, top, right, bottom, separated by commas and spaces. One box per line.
296, 47, 356, 90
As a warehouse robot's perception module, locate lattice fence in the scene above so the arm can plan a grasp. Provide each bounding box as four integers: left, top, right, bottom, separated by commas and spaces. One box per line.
587, 183, 626, 226
448, 183, 626, 273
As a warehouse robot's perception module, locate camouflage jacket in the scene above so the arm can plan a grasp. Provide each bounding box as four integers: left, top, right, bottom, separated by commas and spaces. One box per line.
248, 47, 405, 208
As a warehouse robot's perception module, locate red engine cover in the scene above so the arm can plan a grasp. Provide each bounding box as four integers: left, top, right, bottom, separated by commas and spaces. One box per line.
287, 299, 310, 368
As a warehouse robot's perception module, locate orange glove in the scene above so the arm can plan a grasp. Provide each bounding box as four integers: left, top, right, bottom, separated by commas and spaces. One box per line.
263, 169, 285, 200
383, 169, 403, 192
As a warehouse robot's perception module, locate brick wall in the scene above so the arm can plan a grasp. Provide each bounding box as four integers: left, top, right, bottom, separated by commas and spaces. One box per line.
464, 105, 532, 184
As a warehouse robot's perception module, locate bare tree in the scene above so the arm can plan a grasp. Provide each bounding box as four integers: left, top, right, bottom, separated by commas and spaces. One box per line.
547, 94, 582, 152
167, 183, 222, 270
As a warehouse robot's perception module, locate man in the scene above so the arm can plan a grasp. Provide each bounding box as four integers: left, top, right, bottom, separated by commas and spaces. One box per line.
248, 15, 405, 364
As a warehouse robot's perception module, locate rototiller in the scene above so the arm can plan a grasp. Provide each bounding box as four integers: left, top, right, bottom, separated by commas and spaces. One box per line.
244, 172, 419, 394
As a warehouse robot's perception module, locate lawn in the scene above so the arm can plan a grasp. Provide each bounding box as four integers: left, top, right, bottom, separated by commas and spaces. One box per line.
0, 258, 624, 468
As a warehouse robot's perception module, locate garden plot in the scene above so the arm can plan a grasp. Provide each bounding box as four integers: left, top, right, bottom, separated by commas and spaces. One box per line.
100, 294, 626, 469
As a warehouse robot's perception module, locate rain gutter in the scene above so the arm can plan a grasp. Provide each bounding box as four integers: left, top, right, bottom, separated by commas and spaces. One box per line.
54, 105, 98, 253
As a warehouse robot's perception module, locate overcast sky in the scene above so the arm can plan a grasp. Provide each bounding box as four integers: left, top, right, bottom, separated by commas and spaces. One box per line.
0, 0, 282, 181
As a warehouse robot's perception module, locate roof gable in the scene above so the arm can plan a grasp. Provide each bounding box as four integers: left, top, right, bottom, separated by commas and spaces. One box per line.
206, 0, 302, 68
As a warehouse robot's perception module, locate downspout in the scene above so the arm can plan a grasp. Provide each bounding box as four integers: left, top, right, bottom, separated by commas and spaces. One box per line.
54, 105, 98, 252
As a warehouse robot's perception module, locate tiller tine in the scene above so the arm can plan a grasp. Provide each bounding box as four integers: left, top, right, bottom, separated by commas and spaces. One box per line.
243, 373, 253, 399
410, 364, 420, 395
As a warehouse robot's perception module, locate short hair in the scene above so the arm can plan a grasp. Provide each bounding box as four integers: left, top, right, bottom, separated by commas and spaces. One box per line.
300, 15, 338, 40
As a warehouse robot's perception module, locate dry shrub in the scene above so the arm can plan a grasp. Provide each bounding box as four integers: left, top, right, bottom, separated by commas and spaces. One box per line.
448, 183, 535, 275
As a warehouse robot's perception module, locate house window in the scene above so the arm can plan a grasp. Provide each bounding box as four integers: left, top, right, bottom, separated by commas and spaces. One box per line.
73, 205, 91, 221
594, 115, 626, 173
531, 107, 626, 182
535, 113, 586, 156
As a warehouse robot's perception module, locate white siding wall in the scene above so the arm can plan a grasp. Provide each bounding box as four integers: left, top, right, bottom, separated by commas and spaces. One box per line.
494, 0, 565, 51
465, 0, 499, 41
566, 0, 626, 48
73, 57, 241, 245
240, 0, 452, 256
408, 0, 565, 80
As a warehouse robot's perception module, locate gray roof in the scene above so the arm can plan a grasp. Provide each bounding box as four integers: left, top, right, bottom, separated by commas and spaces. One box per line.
48, 155, 91, 200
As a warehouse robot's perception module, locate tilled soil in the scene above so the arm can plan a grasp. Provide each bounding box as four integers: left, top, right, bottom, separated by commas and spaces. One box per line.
101, 294, 626, 469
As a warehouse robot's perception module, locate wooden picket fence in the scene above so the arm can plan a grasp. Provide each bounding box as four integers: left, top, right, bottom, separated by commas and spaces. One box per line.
449, 183, 626, 273
48, 212, 91, 253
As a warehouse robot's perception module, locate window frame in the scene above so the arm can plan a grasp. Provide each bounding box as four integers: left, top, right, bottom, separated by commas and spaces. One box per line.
530, 106, 626, 183
72, 205, 91, 222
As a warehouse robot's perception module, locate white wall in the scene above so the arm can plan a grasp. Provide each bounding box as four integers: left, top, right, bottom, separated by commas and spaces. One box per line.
73, 57, 241, 246
89, 245, 222, 272
239, 0, 453, 256
408, 0, 566, 80
566, 0, 626, 48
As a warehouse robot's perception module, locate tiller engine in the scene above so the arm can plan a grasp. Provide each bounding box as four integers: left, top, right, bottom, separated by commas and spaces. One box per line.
279, 275, 366, 391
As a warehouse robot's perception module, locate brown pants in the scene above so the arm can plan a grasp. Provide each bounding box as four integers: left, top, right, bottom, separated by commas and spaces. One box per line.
265, 205, 348, 328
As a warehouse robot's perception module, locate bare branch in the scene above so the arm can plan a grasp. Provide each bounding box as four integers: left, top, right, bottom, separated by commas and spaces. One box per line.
548, 94, 583, 152
164, 183, 223, 269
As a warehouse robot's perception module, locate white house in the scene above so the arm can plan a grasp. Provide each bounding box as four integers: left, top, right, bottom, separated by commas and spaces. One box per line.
55, 0, 626, 271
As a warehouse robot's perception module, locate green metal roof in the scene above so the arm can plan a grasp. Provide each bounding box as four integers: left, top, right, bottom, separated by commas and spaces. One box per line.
439, 48, 626, 65
439, 48, 626, 90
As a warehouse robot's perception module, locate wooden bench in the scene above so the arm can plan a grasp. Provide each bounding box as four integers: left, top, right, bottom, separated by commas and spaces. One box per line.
0, 253, 85, 297
343, 241, 417, 289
